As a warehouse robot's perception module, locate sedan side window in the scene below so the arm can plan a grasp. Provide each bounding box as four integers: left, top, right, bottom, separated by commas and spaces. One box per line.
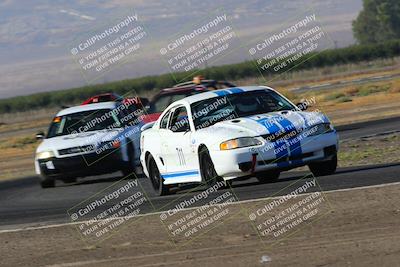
160, 111, 171, 129
169, 106, 190, 132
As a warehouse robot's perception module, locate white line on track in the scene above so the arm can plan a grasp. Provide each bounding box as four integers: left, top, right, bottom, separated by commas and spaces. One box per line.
1, 181, 400, 234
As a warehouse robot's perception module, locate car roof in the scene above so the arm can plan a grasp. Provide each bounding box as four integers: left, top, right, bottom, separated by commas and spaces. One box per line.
173, 80, 214, 87
159, 85, 204, 93
56, 102, 118, 116
174, 86, 273, 105
173, 80, 235, 87
151, 85, 207, 101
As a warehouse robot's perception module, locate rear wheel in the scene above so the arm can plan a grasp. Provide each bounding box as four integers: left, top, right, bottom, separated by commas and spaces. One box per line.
255, 170, 280, 184
147, 155, 169, 196
40, 175, 55, 188
308, 155, 337, 176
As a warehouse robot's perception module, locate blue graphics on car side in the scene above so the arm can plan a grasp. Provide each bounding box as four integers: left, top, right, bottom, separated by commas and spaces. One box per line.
161, 170, 200, 179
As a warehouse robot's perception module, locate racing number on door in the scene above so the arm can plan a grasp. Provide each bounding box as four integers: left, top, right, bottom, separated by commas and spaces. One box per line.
176, 148, 186, 166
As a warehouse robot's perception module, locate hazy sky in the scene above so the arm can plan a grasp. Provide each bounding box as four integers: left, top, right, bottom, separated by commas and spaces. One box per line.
0, 0, 362, 99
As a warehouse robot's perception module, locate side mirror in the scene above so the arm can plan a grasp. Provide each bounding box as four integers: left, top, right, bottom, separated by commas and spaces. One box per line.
296, 102, 308, 111
36, 131, 45, 140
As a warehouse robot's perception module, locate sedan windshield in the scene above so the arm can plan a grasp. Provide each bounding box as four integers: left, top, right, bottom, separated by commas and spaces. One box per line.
191, 90, 296, 130
47, 109, 122, 138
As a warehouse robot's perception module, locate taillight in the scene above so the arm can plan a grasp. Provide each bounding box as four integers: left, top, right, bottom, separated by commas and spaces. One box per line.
112, 140, 121, 148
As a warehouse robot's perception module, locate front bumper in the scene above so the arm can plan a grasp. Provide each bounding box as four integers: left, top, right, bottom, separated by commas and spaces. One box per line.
36, 150, 125, 179
210, 131, 338, 180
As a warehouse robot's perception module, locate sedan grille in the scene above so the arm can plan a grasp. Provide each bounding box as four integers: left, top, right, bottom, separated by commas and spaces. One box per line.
58, 145, 95, 155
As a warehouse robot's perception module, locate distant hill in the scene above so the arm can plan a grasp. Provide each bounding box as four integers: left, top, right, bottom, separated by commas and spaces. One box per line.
0, 0, 362, 98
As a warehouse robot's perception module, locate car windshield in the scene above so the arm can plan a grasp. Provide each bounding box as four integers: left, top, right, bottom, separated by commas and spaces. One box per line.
47, 109, 122, 138
191, 90, 296, 130
149, 91, 202, 113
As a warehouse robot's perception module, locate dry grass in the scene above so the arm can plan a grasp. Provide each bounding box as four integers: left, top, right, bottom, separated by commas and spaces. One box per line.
310, 78, 400, 124
0, 108, 55, 135
0, 134, 42, 180
0, 143, 37, 180
339, 134, 400, 167
236, 57, 400, 89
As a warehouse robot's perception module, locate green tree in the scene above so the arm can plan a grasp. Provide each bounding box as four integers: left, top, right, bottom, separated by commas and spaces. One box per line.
353, 0, 400, 44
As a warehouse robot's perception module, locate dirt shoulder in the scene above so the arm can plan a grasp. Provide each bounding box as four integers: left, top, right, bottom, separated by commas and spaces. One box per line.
1, 182, 399, 267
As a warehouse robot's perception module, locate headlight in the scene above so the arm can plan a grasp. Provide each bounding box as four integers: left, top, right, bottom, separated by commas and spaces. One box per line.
220, 137, 262, 150
36, 151, 55, 159
307, 123, 334, 136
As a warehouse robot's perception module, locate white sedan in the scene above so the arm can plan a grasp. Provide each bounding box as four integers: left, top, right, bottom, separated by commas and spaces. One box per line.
35, 101, 143, 188
140, 86, 338, 195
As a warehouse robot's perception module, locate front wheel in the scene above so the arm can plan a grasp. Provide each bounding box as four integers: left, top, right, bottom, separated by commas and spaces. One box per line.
62, 177, 77, 184
40, 175, 55, 188
121, 145, 136, 178
224, 179, 233, 188
147, 155, 169, 196
199, 147, 220, 187
255, 170, 280, 184
308, 155, 337, 176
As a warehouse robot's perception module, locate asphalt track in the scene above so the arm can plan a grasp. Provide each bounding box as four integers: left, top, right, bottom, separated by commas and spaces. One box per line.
0, 116, 399, 229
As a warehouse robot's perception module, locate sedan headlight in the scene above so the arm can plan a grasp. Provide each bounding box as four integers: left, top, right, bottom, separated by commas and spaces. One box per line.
220, 137, 262, 150
36, 151, 55, 159
307, 123, 334, 136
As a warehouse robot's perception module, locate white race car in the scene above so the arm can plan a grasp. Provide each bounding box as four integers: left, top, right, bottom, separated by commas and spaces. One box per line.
140, 86, 338, 195
35, 101, 143, 188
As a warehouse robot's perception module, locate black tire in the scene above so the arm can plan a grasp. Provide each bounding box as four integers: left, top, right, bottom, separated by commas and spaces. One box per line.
255, 170, 280, 184
121, 145, 136, 178
224, 179, 233, 188
308, 154, 337, 176
62, 177, 77, 184
147, 155, 169, 196
199, 147, 220, 186
40, 176, 55, 188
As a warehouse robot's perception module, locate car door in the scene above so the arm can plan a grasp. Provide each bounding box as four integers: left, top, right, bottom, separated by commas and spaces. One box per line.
161, 105, 201, 183
155, 109, 173, 174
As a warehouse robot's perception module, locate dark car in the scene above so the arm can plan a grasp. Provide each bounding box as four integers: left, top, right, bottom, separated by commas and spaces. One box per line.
140, 85, 209, 123
81, 93, 123, 104
82, 93, 149, 116
173, 79, 236, 90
